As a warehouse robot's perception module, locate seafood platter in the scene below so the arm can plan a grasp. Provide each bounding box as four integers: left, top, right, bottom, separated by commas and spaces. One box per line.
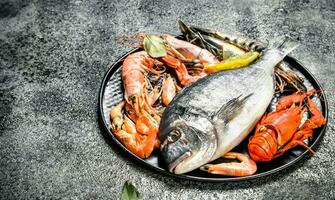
99, 20, 328, 181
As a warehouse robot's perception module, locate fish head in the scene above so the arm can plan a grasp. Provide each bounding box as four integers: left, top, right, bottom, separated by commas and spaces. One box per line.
159, 118, 216, 174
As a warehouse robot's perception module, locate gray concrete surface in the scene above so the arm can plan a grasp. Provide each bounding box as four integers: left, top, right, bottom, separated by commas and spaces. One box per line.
1, 0, 335, 199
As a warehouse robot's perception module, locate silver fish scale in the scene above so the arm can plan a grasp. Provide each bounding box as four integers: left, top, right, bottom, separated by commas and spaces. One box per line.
102, 68, 124, 125
179, 66, 266, 116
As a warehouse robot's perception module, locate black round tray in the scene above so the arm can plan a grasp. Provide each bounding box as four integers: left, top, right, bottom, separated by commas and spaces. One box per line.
98, 48, 328, 182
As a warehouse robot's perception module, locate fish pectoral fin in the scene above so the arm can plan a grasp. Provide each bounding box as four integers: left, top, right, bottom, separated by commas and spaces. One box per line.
213, 93, 253, 124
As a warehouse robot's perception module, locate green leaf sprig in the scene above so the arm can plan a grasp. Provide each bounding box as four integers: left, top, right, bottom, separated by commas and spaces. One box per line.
143, 34, 167, 58
121, 181, 142, 200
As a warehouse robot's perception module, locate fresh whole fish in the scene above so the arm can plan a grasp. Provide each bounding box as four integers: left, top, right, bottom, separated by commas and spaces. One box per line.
159, 40, 298, 174
190, 25, 268, 52
178, 19, 267, 56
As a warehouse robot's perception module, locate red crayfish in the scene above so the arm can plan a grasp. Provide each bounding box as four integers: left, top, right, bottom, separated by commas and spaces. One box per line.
248, 90, 326, 161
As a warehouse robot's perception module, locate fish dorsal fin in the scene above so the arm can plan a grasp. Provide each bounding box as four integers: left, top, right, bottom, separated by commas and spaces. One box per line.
213, 93, 253, 125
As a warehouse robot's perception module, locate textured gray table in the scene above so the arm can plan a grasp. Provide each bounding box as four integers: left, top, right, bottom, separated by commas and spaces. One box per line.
1, 0, 334, 199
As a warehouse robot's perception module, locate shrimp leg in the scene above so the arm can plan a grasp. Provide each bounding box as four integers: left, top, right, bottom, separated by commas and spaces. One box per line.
162, 74, 176, 106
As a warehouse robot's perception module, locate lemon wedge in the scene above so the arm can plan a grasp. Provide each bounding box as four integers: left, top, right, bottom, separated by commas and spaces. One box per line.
205, 51, 260, 74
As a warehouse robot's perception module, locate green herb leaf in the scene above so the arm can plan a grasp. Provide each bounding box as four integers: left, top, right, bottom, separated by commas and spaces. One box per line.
143, 34, 167, 58
121, 181, 142, 200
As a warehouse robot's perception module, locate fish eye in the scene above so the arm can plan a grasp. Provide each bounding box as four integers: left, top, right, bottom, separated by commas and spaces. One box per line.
168, 130, 181, 143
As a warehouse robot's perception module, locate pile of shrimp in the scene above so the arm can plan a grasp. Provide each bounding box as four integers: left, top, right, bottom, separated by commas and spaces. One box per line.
110, 34, 217, 158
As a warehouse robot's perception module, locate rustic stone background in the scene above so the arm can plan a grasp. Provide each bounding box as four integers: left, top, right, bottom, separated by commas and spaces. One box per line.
1, 0, 334, 199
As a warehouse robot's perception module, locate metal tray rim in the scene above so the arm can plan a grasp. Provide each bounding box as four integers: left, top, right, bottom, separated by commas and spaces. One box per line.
98, 49, 328, 182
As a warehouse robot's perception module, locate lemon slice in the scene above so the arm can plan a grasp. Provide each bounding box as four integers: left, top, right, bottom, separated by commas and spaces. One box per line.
205, 51, 260, 74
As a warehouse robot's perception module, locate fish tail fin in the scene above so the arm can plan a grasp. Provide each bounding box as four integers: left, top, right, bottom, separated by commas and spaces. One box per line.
272, 36, 300, 55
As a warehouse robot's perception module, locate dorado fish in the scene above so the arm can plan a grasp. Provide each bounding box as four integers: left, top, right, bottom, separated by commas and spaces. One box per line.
159, 40, 298, 174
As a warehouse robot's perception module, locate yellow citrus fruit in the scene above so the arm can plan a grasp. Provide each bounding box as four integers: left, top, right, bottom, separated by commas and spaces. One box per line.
205, 51, 260, 74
